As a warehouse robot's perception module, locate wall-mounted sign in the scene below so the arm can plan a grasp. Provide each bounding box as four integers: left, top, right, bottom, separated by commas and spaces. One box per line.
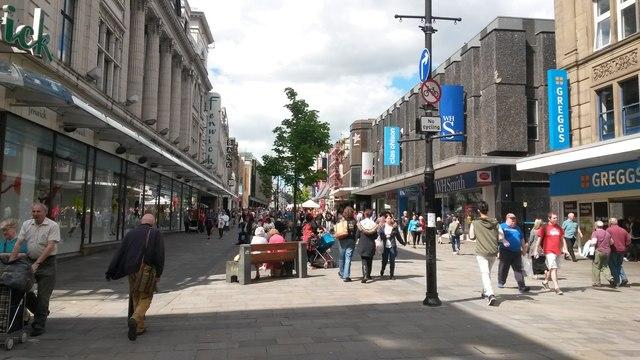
383, 126, 400, 166
225, 137, 235, 168
204, 93, 220, 170
361, 152, 374, 180
439, 85, 465, 142
434, 169, 494, 194
1, 6, 52, 62
550, 160, 640, 196
547, 69, 570, 150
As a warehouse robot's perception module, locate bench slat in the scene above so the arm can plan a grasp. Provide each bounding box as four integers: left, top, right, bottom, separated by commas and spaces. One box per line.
250, 243, 298, 251
251, 252, 296, 263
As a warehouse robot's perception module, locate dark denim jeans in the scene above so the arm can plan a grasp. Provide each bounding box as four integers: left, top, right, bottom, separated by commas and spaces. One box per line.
338, 238, 356, 279
609, 251, 628, 285
381, 246, 397, 275
450, 235, 460, 252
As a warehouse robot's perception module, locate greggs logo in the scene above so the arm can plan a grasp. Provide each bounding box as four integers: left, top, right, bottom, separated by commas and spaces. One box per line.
580, 175, 590, 189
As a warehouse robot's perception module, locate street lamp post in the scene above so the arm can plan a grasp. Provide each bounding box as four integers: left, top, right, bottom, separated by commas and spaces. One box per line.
395, 0, 461, 307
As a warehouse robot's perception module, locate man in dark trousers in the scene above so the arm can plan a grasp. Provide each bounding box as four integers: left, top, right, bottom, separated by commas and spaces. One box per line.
106, 213, 164, 341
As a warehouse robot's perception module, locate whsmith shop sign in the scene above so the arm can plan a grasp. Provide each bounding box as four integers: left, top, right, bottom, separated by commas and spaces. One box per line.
550, 160, 640, 196
434, 169, 493, 194
0, 5, 53, 62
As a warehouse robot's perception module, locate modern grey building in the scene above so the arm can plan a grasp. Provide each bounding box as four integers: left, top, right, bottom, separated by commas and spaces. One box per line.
353, 17, 556, 223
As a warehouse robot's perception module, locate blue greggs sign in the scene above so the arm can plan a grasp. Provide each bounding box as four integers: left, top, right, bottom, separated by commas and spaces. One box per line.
550, 160, 640, 196
383, 126, 400, 166
439, 85, 464, 142
547, 69, 570, 150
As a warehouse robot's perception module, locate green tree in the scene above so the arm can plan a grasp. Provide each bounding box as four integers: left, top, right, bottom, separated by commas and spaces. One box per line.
270, 87, 331, 238
296, 187, 311, 204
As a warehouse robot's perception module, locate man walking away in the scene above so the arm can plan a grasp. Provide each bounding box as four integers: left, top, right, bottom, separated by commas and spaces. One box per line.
469, 201, 500, 306
497, 214, 529, 293
562, 212, 582, 262
10, 203, 60, 337
534, 212, 568, 295
106, 214, 165, 341
591, 221, 614, 287
607, 218, 631, 287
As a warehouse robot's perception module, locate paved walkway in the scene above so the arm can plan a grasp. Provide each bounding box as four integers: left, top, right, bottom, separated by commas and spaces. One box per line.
5, 229, 639, 359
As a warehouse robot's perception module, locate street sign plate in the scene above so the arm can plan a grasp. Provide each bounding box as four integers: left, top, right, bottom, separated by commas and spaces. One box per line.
419, 48, 430, 82
420, 79, 441, 104
419, 116, 441, 133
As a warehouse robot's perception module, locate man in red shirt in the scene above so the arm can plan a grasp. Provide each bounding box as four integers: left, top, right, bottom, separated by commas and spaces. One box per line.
607, 218, 631, 287
535, 212, 569, 295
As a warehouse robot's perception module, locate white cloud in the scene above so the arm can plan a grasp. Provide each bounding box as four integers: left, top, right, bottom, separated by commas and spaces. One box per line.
190, 0, 554, 159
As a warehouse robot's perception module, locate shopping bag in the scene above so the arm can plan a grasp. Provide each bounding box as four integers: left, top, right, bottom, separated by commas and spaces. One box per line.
522, 256, 533, 276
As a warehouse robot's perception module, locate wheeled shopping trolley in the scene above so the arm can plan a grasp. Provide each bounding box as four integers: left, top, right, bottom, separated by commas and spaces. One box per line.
0, 286, 28, 350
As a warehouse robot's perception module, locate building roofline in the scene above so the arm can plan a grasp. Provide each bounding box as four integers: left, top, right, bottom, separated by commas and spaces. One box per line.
191, 11, 215, 45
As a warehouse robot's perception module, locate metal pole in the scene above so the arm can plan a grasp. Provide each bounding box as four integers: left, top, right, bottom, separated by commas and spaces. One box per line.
395, 0, 460, 307
421, 0, 441, 307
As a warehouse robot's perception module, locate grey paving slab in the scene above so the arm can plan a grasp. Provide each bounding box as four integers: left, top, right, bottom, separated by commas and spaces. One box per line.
8, 229, 637, 359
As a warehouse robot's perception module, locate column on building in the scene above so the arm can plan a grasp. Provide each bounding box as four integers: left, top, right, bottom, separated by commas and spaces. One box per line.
126, 0, 146, 118
179, 67, 194, 151
169, 55, 182, 144
157, 37, 173, 136
141, 18, 160, 127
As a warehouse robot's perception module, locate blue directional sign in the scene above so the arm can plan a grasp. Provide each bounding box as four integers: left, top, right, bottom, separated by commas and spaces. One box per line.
419, 48, 431, 82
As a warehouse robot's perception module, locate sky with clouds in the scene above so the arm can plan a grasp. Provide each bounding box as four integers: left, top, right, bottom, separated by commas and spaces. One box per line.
190, 0, 555, 159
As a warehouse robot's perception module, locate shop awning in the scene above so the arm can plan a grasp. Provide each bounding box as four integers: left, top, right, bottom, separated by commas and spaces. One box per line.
330, 187, 356, 198
312, 182, 332, 200
516, 134, 640, 173
0, 60, 234, 197
353, 155, 519, 196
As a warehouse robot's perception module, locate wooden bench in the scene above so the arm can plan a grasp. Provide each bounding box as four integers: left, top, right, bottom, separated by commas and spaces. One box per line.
226, 242, 308, 285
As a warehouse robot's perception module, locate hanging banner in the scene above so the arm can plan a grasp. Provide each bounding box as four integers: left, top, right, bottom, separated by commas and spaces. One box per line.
204, 92, 221, 170
547, 69, 571, 150
383, 126, 400, 166
362, 152, 374, 180
439, 85, 465, 142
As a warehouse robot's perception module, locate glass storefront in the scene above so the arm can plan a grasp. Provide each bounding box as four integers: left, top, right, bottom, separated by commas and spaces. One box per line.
158, 176, 171, 231
51, 136, 88, 253
91, 151, 122, 243
0, 114, 214, 254
0, 116, 54, 223
124, 163, 145, 232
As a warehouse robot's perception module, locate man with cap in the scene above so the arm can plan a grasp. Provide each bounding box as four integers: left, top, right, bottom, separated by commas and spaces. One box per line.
106, 213, 164, 341
497, 213, 530, 293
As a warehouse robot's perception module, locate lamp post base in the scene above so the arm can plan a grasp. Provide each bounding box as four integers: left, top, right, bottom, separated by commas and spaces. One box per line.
423, 294, 442, 307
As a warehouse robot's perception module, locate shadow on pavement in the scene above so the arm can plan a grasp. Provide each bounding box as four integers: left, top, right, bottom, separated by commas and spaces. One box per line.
14, 299, 576, 359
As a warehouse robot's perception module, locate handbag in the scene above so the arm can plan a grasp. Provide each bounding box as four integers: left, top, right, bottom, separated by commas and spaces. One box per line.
133, 229, 157, 293
375, 237, 384, 252
334, 220, 349, 239
455, 224, 463, 237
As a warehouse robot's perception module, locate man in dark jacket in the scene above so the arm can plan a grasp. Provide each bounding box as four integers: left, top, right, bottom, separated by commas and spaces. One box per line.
106, 213, 164, 341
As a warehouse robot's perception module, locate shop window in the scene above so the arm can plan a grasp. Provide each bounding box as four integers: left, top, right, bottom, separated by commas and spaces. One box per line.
594, 0, 611, 50
144, 171, 160, 216
171, 181, 182, 230
124, 163, 145, 231
58, 0, 75, 64
618, 0, 638, 40
51, 136, 88, 253
157, 177, 172, 231
527, 99, 539, 141
596, 86, 615, 140
90, 151, 122, 243
620, 76, 640, 135
0, 117, 54, 223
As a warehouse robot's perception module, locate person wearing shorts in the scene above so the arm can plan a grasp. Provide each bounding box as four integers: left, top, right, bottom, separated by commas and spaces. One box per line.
535, 212, 569, 295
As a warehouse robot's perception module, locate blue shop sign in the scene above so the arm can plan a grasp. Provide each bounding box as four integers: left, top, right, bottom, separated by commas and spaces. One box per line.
550, 160, 640, 196
383, 126, 400, 166
434, 169, 493, 194
547, 69, 571, 150
439, 85, 465, 142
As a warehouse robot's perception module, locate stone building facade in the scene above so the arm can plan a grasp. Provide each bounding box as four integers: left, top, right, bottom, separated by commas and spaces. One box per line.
0, 0, 235, 255
354, 17, 555, 222
517, 0, 640, 235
